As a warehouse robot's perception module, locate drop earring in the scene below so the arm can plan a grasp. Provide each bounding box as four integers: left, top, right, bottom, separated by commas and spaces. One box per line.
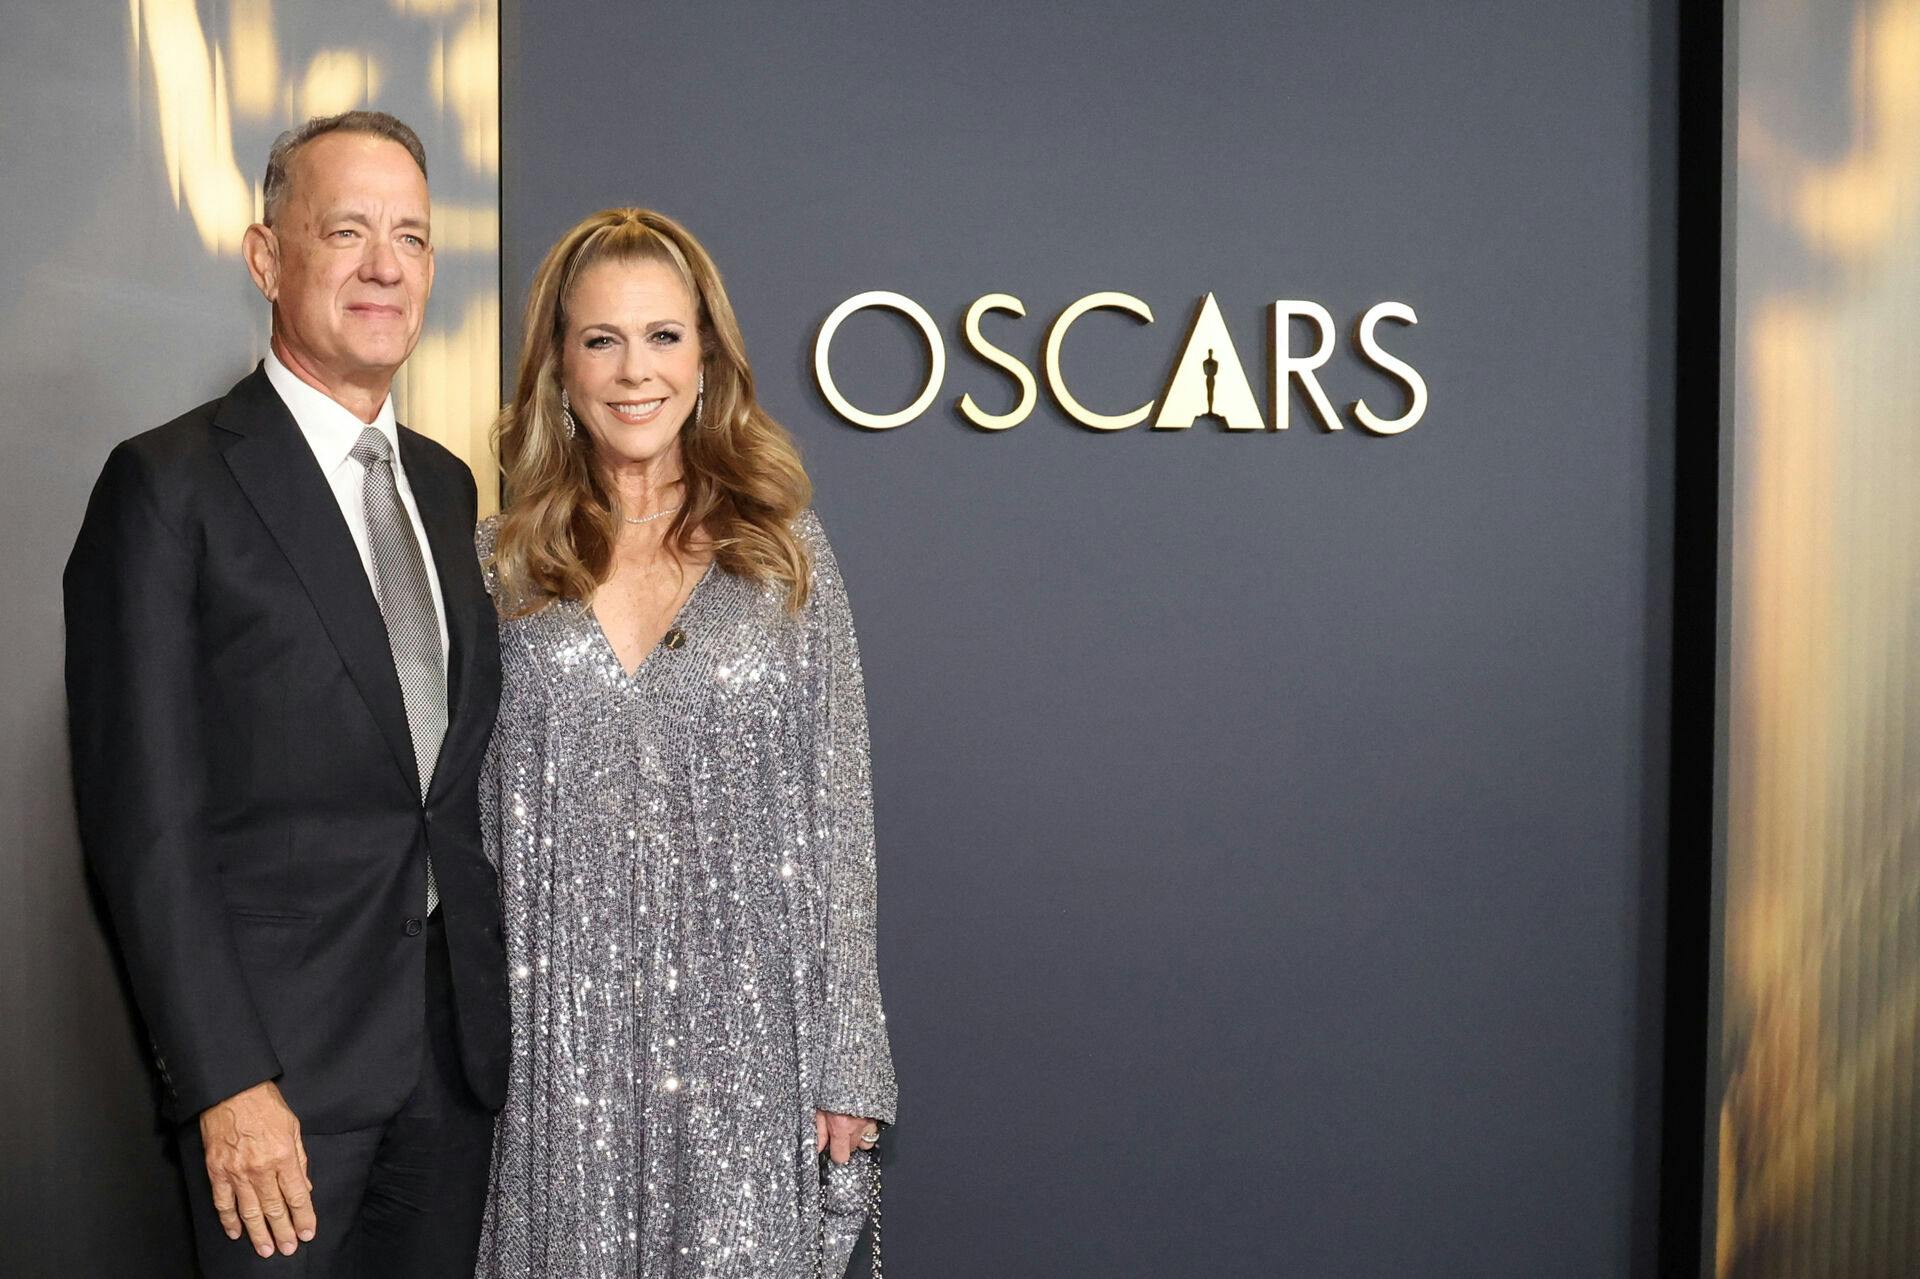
695, 370, 710, 430
560, 387, 577, 440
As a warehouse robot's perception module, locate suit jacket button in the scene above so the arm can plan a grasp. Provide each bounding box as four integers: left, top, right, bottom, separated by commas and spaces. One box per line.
404, 917, 423, 936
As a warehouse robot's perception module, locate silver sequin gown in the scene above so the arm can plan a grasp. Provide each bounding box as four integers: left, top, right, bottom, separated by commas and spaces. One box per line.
474, 511, 896, 1279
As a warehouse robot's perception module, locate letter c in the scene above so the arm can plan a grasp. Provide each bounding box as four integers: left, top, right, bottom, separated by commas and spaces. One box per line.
1044, 292, 1156, 431
814, 291, 946, 430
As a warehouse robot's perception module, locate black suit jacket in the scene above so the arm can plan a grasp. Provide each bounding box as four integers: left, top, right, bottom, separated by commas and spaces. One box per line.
64, 365, 507, 1132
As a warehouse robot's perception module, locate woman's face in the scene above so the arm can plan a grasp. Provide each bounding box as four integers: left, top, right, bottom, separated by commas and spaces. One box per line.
560, 257, 705, 470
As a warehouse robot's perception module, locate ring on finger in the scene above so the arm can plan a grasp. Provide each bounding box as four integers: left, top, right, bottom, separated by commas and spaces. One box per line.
859, 1129, 880, 1145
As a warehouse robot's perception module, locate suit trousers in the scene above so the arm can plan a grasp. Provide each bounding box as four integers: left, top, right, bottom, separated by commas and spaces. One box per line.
178, 914, 496, 1278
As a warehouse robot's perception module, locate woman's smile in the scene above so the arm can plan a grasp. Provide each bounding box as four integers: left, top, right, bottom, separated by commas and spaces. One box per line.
607, 397, 666, 424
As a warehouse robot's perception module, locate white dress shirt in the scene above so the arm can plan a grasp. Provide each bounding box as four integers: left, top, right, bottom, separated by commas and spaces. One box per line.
264, 349, 450, 671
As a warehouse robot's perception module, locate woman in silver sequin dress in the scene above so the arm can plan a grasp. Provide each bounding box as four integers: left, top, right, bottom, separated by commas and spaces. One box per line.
473, 208, 896, 1278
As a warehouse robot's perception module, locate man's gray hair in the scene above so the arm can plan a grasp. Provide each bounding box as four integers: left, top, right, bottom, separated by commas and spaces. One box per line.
261, 110, 428, 226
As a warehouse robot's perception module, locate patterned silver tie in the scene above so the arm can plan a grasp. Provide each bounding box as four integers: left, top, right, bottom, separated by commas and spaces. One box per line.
351, 427, 444, 914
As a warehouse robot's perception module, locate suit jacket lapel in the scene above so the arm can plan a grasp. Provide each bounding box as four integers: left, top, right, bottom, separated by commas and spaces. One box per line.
399, 429, 479, 803
214, 366, 420, 792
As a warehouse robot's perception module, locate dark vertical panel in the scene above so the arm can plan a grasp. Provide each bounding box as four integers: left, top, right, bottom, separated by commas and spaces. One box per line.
1663, 1, 1730, 1274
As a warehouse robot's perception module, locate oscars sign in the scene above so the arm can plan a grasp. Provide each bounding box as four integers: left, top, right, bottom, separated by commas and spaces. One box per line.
813, 291, 1427, 434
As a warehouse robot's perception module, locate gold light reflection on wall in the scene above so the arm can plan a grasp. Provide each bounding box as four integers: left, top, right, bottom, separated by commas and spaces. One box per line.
395, 293, 499, 487
298, 50, 383, 121
128, 0, 500, 512
435, 8, 499, 177
133, 0, 256, 254
431, 201, 500, 254
1789, 2, 1920, 258
1718, 1, 1920, 1274
226, 0, 282, 118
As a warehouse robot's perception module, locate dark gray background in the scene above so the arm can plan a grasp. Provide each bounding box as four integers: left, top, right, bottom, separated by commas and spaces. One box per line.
505, 2, 1674, 1276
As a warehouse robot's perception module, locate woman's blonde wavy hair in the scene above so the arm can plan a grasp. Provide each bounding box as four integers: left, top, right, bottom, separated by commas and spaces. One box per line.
490, 207, 812, 617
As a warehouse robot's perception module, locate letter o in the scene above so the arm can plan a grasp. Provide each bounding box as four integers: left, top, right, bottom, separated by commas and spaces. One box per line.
813, 291, 947, 430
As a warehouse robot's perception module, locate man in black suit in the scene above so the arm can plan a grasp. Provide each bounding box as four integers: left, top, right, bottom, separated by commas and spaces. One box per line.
64, 111, 506, 1276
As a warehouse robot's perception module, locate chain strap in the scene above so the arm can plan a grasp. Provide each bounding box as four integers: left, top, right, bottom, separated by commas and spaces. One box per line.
816, 1152, 883, 1279
867, 1154, 884, 1278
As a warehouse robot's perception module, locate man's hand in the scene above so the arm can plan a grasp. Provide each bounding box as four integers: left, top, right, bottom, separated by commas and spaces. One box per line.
815, 1109, 882, 1165
198, 1081, 315, 1258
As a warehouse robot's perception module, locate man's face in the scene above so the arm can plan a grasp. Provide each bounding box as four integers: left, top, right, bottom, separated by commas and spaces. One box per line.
259, 132, 434, 383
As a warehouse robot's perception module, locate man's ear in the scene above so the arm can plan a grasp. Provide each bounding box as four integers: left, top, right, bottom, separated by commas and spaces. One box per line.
242, 222, 280, 302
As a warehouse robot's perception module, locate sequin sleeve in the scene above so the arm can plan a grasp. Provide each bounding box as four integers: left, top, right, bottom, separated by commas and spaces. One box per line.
799, 511, 899, 1125
474, 513, 502, 601
475, 515, 502, 871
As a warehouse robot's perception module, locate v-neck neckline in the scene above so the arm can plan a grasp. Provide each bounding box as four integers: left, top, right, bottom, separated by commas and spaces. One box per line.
587, 559, 717, 681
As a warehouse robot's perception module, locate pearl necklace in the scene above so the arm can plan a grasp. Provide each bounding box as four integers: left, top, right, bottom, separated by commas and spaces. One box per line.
622, 504, 682, 526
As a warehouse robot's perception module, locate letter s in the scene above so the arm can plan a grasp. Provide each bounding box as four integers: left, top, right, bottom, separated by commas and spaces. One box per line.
1350, 302, 1428, 435
957, 293, 1037, 430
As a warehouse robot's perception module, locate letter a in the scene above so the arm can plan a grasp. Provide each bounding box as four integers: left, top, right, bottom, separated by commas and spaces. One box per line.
1153, 293, 1264, 431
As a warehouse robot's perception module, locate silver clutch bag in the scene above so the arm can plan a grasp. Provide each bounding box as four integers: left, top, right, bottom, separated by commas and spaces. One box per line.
816, 1147, 883, 1278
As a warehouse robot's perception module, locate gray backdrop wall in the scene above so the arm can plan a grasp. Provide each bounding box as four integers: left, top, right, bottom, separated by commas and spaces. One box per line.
504, 2, 1675, 1276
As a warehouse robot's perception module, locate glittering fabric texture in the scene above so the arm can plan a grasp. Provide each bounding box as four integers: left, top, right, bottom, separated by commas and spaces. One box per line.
474, 510, 896, 1279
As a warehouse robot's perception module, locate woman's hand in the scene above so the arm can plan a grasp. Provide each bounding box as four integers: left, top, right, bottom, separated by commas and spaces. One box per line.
815, 1109, 881, 1165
